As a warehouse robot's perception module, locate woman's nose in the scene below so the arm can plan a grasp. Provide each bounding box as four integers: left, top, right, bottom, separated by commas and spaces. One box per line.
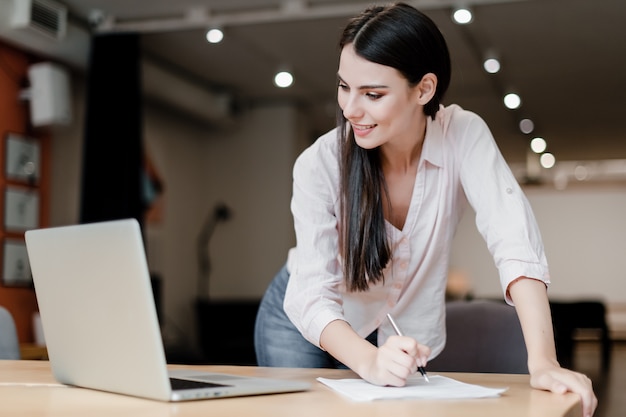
341, 95, 362, 120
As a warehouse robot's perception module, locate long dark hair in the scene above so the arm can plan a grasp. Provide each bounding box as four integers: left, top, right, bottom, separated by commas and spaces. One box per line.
338, 3, 451, 292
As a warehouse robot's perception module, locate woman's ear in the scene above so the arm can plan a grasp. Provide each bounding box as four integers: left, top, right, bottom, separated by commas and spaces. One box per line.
416, 73, 437, 104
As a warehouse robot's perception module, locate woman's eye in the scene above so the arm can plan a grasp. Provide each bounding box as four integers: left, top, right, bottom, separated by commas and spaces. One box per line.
366, 92, 383, 100
338, 83, 349, 91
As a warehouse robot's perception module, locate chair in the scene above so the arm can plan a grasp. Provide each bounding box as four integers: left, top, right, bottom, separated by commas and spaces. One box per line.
0, 306, 20, 360
427, 299, 528, 374
549, 300, 611, 371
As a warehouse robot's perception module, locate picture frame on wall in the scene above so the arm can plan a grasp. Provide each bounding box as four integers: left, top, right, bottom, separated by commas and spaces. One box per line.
1, 238, 32, 287
5, 133, 41, 184
4, 187, 40, 232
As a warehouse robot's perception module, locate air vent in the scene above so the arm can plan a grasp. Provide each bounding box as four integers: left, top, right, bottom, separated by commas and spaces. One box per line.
10, 0, 67, 40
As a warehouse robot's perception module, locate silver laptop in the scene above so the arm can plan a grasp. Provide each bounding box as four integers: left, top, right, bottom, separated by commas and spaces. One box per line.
24, 218, 310, 402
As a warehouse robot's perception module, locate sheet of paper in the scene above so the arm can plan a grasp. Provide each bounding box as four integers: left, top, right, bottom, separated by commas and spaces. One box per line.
317, 375, 507, 402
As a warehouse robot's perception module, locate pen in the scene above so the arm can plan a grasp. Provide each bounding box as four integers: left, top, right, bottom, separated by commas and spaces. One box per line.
386, 313, 430, 382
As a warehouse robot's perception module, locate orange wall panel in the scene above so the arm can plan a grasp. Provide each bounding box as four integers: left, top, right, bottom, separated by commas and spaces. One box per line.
0, 40, 49, 344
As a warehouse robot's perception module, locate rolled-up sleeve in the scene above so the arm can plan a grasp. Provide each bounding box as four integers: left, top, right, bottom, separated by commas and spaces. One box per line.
454, 113, 550, 303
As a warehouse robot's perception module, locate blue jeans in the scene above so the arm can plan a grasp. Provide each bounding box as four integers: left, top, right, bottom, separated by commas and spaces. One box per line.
254, 264, 376, 368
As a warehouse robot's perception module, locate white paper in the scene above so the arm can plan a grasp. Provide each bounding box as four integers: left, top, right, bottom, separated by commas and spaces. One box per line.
317, 375, 508, 401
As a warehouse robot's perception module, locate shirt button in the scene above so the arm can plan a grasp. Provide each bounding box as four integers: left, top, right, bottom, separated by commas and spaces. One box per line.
506, 187, 513, 194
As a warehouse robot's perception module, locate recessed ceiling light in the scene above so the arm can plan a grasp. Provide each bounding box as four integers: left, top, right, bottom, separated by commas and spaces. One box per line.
274, 71, 294, 88
540, 153, 556, 169
503, 93, 521, 109
483, 57, 500, 74
452, 7, 473, 24
519, 118, 534, 134
206, 28, 224, 43
530, 137, 546, 153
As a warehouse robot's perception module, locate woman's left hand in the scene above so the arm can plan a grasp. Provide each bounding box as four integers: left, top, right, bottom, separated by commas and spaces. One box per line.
530, 365, 597, 417
507, 278, 598, 417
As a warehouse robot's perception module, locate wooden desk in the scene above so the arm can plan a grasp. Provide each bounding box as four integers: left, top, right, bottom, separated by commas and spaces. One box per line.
19, 344, 48, 360
0, 360, 581, 417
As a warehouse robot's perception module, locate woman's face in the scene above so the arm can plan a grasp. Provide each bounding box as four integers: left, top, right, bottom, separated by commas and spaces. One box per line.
337, 45, 425, 150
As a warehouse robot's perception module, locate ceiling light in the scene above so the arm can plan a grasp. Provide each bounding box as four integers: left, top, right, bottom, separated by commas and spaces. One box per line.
452, 7, 473, 24
503, 93, 521, 109
540, 153, 556, 169
274, 71, 294, 88
483, 57, 500, 74
530, 137, 546, 153
206, 28, 224, 43
519, 118, 534, 134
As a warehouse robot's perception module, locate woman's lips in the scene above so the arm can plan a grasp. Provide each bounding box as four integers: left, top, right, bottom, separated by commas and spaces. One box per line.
352, 123, 377, 136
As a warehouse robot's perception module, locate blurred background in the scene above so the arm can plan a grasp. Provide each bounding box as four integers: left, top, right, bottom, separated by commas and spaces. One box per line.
0, 1, 625, 415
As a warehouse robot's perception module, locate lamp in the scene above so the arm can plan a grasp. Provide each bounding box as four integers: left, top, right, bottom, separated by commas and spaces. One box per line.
197, 202, 232, 298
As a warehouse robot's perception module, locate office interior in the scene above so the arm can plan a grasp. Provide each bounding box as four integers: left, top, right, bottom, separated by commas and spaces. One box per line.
0, 0, 625, 415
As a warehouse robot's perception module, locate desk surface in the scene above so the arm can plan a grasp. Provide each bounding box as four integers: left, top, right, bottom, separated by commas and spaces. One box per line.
0, 360, 581, 417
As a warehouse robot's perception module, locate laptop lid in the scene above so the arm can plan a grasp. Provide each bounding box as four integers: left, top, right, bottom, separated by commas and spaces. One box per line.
25, 219, 309, 401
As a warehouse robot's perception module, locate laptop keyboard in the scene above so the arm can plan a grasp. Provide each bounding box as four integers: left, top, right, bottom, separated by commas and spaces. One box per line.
170, 378, 229, 390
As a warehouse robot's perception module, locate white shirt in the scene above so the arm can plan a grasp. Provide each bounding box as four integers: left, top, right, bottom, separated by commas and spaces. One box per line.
283, 104, 550, 359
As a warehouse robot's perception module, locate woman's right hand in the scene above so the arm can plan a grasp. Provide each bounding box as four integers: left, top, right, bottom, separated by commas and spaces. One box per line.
319, 320, 430, 386
362, 335, 431, 386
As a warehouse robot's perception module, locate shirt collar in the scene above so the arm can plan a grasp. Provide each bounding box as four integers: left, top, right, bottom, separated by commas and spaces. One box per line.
421, 107, 446, 168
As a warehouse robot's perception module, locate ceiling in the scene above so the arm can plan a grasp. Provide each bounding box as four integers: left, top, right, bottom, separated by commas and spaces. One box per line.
13, 0, 626, 166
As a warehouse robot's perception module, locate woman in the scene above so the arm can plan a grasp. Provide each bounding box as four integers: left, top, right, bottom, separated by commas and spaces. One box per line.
254, 3, 596, 416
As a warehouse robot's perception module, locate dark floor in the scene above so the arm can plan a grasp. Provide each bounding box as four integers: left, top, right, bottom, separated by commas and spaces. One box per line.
573, 340, 626, 417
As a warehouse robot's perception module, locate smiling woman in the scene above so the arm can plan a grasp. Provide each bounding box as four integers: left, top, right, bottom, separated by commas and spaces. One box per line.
253, 3, 597, 416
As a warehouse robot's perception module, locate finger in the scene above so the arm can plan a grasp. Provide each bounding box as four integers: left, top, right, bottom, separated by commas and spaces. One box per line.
570, 376, 597, 417
580, 390, 598, 417
377, 355, 412, 386
390, 335, 419, 355
549, 380, 568, 394
387, 361, 413, 383
538, 372, 597, 417
417, 344, 431, 367
385, 336, 432, 376
392, 336, 431, 365
375, 343, 415, 384
393, 350, 419, 376
566, 384, 597, 417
